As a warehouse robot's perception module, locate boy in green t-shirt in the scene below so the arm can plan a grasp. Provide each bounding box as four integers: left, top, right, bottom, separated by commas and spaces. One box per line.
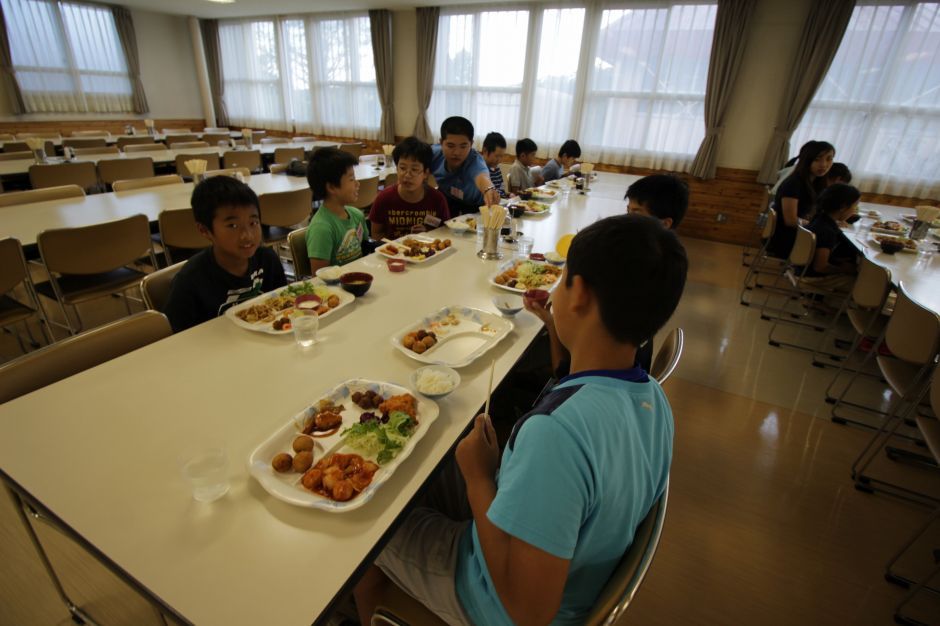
305, 147, 367, 271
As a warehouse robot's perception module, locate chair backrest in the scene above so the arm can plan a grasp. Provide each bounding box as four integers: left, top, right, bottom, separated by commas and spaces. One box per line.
851, 256, 892, 310
223, 150, 261, 172
0, 311, 172, 405
0, 237, 28, 295
649, 328, 684, 384
97, 157, 155, 185
3, 141, 30, 153
0, 150, 32, 161
117, 136, 156, 150
789, 225, 816, 267
205, 167, 251, 180
71, 130, 110, 137
170, 141, 210, 150
584, 484, 669, 626
288, 227, 311, 278
124, 143, 169, 154
38, 213, 153, 275
883, 282, 940, 365
202, 133, 231, 146
73, 146, 120, 156
165, 134, 199, 146
383, 173, 398, 188
29, 162, 98, 192
761, 208, 777, 239
339, 142, 363, 159
0, 184, 84, 207
259, 188, 313, 228
175, 153, 222, 176
498, 162, 512, 183
112, 174, 183, 192
158, 208, 210, 264
261, 136, 290, 145
141, 262, 185, 311
63, 137, 106, 149
269, 163, 289, 174
274, 147, 305, 164
354, 176, 380, 209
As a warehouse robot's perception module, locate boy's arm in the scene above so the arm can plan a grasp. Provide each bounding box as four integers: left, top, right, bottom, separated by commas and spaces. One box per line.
306, 222, 333, 271
457, 416, 570, 626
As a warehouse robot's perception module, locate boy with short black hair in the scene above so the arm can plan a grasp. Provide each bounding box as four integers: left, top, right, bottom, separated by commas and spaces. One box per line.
541, 139, 581, 182
431, 116, 501, 215
370, 136, 450, 240
305, 146, 367, 272
508, 138, 540, 193
163, 176, 287, 333
625, 174, 689, 229
354, 214, 686, 625
481, 132, 508, 197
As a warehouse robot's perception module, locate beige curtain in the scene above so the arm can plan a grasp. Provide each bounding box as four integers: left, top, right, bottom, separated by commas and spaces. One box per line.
0, 3, 25, 114
111, 6, 149, 113
756, 0, 856, 183
369, 10, 395, 143
413, 7, 440, 142
200, 19, 229, 127
689, 0, 757, 179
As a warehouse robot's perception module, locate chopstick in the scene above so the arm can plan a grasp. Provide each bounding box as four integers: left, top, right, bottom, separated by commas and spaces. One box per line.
483, 358, 495, 418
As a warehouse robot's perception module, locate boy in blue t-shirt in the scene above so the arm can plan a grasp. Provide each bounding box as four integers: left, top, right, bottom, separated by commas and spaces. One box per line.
305, 147, 367, 272
354, 214, 688, 625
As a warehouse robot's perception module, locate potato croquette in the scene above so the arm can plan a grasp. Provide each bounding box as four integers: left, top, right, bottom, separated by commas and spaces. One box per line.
272, 453, 293, 473
292, 451, 313, 473
292, 436, 314, 453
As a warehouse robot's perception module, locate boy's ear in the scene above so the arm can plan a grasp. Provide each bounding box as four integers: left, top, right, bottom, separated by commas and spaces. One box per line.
196, 222, 213, 242
568, 274, 592, 313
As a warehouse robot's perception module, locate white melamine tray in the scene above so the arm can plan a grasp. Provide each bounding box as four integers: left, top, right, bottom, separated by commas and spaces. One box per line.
390, 306, 513, 368
224, 280, 354, 335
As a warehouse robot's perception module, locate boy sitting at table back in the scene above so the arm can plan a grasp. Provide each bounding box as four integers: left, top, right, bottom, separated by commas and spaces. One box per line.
803, 183, 860, 292
541, 139, 582, 182
355, 214, 687, 626
163, 176, 287, 333
481, 132, 509, 197
625, 174, 689, 230
508, 138, 542, 194
306, 146, 367, 273
369, 136, 450, 240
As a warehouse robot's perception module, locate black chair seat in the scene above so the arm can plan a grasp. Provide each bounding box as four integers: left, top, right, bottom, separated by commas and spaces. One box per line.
0, 295, 35, 326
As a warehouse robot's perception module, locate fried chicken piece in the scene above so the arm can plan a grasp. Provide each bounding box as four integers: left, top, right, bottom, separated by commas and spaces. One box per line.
378, 394, 418, 420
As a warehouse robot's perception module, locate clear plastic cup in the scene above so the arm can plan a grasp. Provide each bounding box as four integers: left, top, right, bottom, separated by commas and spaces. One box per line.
293, 313, 318, 348
179, 446, 229, 503
518, 237, 534, 256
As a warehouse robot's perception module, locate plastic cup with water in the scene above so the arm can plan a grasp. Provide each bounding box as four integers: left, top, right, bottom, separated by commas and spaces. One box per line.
293, 312, 319, 348
518, 236, 534, 257
179, 445, 229, 503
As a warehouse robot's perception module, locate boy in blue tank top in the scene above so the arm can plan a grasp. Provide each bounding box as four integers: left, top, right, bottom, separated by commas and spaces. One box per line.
354, 214, 688, 625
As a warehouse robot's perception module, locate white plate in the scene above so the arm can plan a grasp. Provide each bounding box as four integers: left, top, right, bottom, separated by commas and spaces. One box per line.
224, 280, 354, 335
390, 306, 514, 368
445, 214, 478, 232
868, 235, 918, 254
247, 379, 439, 511
527, 187, 559, 202
870, 222, 908, 235
508, 200, 551, 216
376, 235, 457, 264
489, 258, 564, 293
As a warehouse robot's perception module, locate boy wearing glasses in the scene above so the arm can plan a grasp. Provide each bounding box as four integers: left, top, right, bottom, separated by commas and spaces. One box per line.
370, 136, 451, 240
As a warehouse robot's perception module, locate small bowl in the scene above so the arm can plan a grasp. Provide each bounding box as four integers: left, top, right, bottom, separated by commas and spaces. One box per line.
492, 294, 524, 317
387, 259, 406, 273
316, 266, 342, 285
410, 365, 461, 399
544, 251, 565, 265
529, 252, 546, 262
523, 289, 550, 308
449, 221, 470, 233
339, 272, 374, 297
294, 294, 322, 310
880, 240, 904, 255
518, 191, 533, 200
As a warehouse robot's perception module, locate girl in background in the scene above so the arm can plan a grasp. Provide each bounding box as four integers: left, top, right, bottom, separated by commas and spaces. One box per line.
768, 140, 835, 258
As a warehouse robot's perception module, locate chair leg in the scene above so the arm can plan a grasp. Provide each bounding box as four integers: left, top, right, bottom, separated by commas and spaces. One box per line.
893, 557, 940, 625
885, 506, 940, 588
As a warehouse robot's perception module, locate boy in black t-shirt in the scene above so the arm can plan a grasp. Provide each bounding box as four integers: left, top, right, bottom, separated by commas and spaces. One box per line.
163, 176, 287, 333
802, 183, 859, 293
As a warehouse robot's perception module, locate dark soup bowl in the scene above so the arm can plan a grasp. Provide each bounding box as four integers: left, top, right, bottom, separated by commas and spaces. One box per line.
339, 272, 374, 297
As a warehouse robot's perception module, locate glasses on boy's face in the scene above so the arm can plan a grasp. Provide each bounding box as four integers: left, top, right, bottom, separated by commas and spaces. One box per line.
397, 165, 424, 178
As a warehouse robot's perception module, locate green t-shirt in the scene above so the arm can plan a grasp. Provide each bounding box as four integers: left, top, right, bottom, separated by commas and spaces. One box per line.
305, 205, 366, 266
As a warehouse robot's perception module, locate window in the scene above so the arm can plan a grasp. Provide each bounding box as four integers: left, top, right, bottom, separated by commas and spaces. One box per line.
2, 0, 134, 113
429, 3, 716, 170
581, 3, 717, 168
218, 14, 380, 138
792, 2, 940, 197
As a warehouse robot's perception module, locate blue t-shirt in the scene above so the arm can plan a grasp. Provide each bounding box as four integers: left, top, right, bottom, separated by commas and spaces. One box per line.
455, 369, 674, 625
431, 145, 488, 206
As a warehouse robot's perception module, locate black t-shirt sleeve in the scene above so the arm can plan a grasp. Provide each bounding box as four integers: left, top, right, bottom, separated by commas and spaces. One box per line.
811, 221, 839, 252
260, 247, 288, 289
162, 270, 203, 333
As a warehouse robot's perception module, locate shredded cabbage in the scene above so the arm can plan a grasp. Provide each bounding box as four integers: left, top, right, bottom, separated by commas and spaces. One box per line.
341, 411, 416, 465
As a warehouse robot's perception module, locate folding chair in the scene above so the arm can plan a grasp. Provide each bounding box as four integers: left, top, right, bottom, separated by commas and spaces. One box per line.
0, 310, 171, 625
383, 173, 398, 188
355, 176, 380, 213
62, 137, 106, 149
274, 147, 305, 164
259, 188, 313, 247
649, 328, 684, 384
73, 146, 119, 156
165, 134, 199, 145
117, 135, 156, 150
742, 189, 775, 267
223, 150, 262, 173
287, 227, 311, 280
202, 133, 232, 146
0, 150, 32, 161
97, 157, 155, 188
158, 208, 211, 265
739, 208, 787, 306
339, 142, 363, 159
2, 140, 30, 153
0, 237, 51, 354
170, 141, 210, 150
28, 162, 99, 193
0, 185, 84, 208
112, 175, 183, 192
124, 143, 169, 154
141, 262, 184, 311
35, 214, 157, 335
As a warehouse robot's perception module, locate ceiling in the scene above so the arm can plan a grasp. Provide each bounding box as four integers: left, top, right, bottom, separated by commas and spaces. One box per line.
117, 0, 513, 19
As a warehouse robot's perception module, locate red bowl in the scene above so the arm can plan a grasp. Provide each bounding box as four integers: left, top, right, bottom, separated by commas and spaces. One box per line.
293, 294, 322, 310
387, 259, 406, 272
523, 289, 550, 308
339, 272, 374, 297
529, 253, 546, 262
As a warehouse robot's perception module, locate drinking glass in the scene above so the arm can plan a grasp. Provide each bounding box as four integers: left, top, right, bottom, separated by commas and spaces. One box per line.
178, 445, 229, 503
293, 313, 319, 348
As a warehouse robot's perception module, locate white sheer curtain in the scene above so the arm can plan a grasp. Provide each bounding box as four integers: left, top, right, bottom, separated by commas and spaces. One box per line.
2, 0, 133, 113
429, 9, 531, 144
579, 3, 717, 170
219, 19, 289, 130
792, 2, 940, 198
218, 14, 380, 137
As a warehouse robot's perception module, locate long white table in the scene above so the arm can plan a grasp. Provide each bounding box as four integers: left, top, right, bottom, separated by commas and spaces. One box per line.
0, 166, 395, 247
0, 181, 635, 625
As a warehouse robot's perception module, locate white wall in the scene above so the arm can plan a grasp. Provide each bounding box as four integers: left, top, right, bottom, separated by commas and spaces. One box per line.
0, 9, 202, 120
